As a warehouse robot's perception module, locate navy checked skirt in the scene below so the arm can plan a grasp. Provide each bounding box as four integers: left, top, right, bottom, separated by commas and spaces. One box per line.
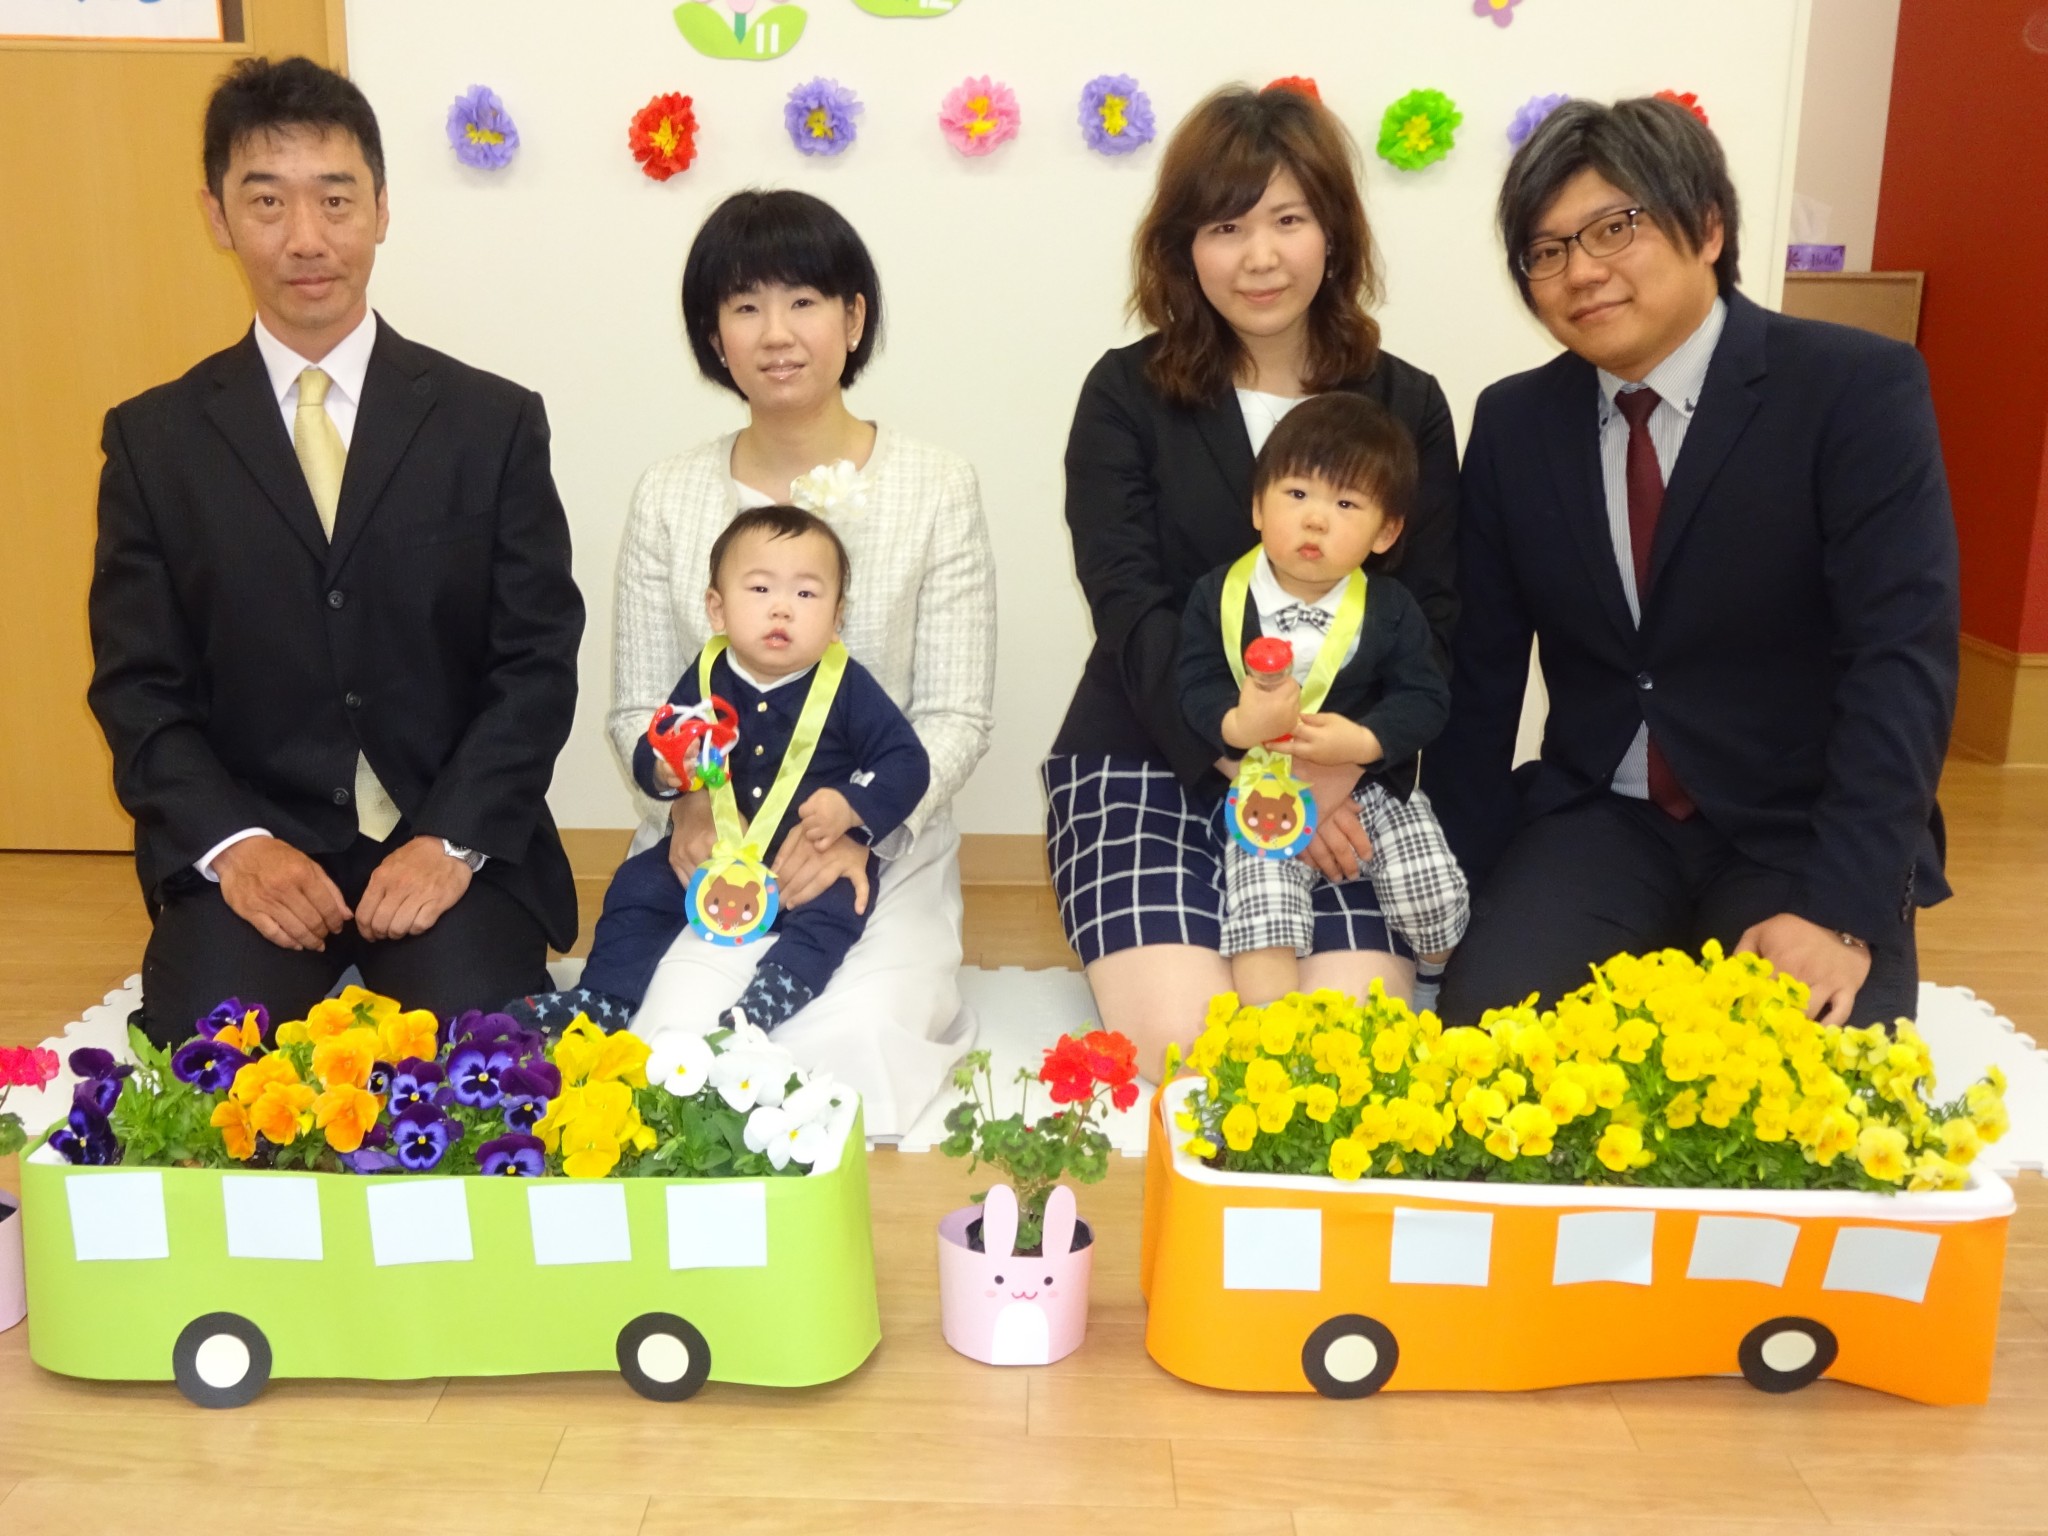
1040, 754, 1398, 967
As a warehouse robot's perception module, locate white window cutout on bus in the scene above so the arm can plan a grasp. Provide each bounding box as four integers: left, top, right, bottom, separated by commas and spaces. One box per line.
367, 1180, 474, 1266
668, 1182, 768, 1270
1822, 1226, 1942, 1304
66, 1170, 170, 1262
223, 1175, 323, 1261
1222, 1206, 1321, 1290
1553, 1210, 1656, 1286
1390, 1207, 1492, 1286
528, 1182, 633, 1266
1687, 1215, 1800, 1286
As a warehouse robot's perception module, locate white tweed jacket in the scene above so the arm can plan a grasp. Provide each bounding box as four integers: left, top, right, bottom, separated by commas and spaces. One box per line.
609, 427, 997, 858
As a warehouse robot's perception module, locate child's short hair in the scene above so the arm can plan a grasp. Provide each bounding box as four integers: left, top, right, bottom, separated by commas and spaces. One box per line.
707, 505, 852, 599
1252, 393, 1419, 565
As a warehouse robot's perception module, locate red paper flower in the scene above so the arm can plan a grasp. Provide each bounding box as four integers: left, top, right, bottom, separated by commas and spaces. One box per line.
630, 91, 700, 181
1655, 89, 1710, 127
1265, 76, 1321, 102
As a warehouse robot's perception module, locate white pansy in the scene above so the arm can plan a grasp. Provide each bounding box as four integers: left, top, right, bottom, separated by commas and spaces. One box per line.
789, 459, 871, 521
778, 1076, 837, 1127
711, 1044, 794, 1112
717, 1012, 772, 1049
742, 1102, 831, 1170
646, 1032, 716, 1099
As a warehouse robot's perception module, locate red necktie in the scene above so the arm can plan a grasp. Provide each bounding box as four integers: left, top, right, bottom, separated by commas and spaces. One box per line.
1615, 388, 1696, 821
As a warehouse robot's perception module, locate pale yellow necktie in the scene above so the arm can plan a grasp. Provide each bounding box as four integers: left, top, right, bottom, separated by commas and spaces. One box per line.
292, 367, 401, 842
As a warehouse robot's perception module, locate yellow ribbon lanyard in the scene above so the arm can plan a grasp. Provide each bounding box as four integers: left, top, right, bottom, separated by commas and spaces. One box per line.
698, 636, 849, 860
1219, 548, 1367, 731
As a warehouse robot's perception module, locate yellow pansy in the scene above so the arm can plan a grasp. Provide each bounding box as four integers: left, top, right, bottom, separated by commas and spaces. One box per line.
1906, 1152, 1968, 1191
1221, 1104, 1258, 1152
1354, 1101, 1394, 1149
1596, 1122, 1654, 1173
1259, 1012, 1298, 1058
377, 1008, 439, 1066
1855, 1124, 1910, 1183
1328, 1137, 1369, 1181
1938, 1117, 1984, 1166
1493, 1069, 1528, 1102
1663, 1090, 1700, 1130
1299, 1083, 1338, 1123
1539, 1076, 1588, 1124
1371, 1028, 1411, 1074
311, 1027, 380, 1091
1501, 1102, 1555, 1157
1615, 1017, 1659, 1064
1243, 1057, 1290, 1104
1183, 1136, 1219, 1159
1442, 1026, 1498, 1079
1257, 1094, 1295, 1135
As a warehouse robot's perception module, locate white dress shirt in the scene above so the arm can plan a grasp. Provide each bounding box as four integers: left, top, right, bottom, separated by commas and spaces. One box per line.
1246, 549, 1363, 680
1595, 296, 1727, 799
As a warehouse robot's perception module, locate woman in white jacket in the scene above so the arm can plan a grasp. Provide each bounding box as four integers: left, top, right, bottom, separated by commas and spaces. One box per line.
608, 190, 996, 1134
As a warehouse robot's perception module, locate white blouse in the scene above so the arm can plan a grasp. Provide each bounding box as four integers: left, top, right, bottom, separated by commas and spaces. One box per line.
609, 426, 997, 858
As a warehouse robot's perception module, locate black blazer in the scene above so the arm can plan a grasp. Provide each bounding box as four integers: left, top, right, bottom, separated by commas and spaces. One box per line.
1051, 336, 1459, 788
1178, 569, 1447, 800
87, 320, 585, 948
1430, 290, 1959, 944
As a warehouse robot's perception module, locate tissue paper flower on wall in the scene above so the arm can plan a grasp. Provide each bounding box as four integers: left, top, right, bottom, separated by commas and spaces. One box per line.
1656, 89, 1710, 126
1079, 73, 1154, 156
1507, 91, 1569, 149
1473, 0, 1524, 27
939, 75, 1020, 157
630, 91, 700, 181
786, 76, 862, 156
446, 85, 519, 170
1265, 76, 1320, 101
1377, 88, 1463, 171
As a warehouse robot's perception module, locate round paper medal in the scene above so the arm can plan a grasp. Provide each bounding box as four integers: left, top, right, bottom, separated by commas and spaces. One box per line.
1227, 775, 1317, 860
685, 852, 780, 946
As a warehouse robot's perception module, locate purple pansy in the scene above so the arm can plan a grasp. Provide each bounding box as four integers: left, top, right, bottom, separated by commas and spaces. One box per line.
500, 1061, 560, 1135
1507, 92, 1570, 149
386, 1058, 446, 1115
49, 1103, 120, 1166
390, 1104, 459, 1172
199, 998, 268, 1041
448, 1041, 518, 1110
477, 1133, 547, 1178
72, 1075, 125, 1118
1078, 74, 1155, 156
450, 1010, 542, 1062
341, 1147, 400, 1174
68, 1047, 132, 1083
366, 1060, 394, 1096
446, 84, 519, 170
171, 1038, 249, 1093
785, 77, 863, 157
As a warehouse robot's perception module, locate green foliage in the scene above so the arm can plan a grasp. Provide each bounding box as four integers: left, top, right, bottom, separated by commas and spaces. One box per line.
939, 1049, 1111, 1254
108, 1027, 233, 1169
628, 1076, 804, 1180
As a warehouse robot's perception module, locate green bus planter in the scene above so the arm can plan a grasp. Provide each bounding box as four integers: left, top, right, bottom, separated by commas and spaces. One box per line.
20, 1105, 878, 1408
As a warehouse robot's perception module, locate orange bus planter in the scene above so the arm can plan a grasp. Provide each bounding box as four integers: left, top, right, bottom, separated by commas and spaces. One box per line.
1140, 1078, 2015, 1404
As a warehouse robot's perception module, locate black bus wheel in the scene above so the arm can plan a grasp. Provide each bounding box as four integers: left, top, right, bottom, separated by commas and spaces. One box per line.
172, 1312, 273, 1409
1738, 1316, 1839, 1393
617, 1312, 713, 1402
1302, 1314, 1400, 1398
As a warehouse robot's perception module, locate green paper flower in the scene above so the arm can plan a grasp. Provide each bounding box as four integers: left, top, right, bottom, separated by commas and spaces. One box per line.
1376, 88, 1462, 171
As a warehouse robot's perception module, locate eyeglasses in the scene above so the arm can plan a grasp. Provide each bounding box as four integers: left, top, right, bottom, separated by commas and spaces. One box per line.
1517, 207, 1644, 281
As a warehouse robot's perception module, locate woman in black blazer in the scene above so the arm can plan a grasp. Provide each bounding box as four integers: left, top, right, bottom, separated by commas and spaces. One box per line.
1042, 84, 1459, 1067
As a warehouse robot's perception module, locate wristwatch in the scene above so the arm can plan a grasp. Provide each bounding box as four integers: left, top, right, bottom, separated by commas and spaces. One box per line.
441, 839, 486, 872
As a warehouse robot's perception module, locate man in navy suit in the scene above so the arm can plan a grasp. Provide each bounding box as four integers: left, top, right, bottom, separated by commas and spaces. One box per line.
1432, 97, 1958, 1028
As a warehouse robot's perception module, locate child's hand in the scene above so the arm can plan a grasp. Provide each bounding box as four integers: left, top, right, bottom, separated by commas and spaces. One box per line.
1223, 674, 1301, 749
667, 791, 717, 882
796, 788, 862, 849
1289, 713, 1381, 767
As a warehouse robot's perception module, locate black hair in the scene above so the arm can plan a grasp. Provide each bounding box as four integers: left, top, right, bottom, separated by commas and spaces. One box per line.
680, 190, 884, 399
203, 56, 386, 199
707, 505, 852, 601
1252, 393, 1417, 569
1497, 96, 1741, 309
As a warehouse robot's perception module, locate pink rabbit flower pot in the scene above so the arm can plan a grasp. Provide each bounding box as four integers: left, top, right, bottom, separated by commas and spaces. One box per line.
937, 1184, 1093, 1366
0, 1194, 25, 1334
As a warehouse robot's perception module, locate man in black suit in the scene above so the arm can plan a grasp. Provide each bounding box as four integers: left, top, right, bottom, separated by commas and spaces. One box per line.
87, 58, 583, 1045
1432, 97, 1958, 1028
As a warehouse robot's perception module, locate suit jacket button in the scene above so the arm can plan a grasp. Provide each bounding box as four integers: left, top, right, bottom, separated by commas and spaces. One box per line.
1635, 671, 1654, 691
327, 590, 346, 610
333, 787, 352, 806
344, 691, 363, 709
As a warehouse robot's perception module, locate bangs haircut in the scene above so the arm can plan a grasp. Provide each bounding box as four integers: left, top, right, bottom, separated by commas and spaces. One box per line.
1253, 394, 1417, 567
1498, 96, 1741, 309
203, 55, 386, 199
707, 505, 852, 601
1133, 84, 1382, 408
681, 189, 884, 399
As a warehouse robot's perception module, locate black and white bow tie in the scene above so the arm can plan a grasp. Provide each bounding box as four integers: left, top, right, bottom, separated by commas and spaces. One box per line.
1272, 603, 1333, 635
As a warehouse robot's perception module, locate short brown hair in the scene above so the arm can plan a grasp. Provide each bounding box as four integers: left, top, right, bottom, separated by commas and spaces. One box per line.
707, 505, 851, 599
1133, 85, 1382, 408
1253, 394, 1416, 566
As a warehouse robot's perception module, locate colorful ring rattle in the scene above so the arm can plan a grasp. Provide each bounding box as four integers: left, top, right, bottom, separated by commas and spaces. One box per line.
649, 696, 740, 791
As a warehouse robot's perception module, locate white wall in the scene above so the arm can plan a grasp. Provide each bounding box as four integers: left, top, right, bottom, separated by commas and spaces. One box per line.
1792, 0, 1900, 271
345, 0, 1811, 835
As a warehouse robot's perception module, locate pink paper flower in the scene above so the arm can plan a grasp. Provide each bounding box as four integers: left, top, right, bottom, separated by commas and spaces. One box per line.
939, 75, 1020, 158
1473, 0, 1523, 25
1656, 89, 1711, 126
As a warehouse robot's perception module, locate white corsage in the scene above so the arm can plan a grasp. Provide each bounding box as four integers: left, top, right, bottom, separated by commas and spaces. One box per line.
789, 459, 871, 521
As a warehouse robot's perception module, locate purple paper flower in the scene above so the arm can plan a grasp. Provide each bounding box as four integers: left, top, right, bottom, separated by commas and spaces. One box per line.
390, 1104, 459, 1172
386, 1059, 446, 1115
478, 1132, 547, 1177
49, 1103, 120, 1166
448, 1041, 518, 1110
170, 1038, 249, 1093
1473, 0, 1523, 26
1079, 74, 1155, 156
785, 77, 862, 157
1508, 92, 1570, 149
446, 85, 519, 170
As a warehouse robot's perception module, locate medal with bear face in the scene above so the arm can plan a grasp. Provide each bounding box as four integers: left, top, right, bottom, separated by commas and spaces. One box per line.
685, 853, 782, 947
1226, 756, 1319, 860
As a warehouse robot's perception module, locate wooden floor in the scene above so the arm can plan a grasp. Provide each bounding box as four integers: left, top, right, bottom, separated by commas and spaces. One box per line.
2, 758, 2046, 1535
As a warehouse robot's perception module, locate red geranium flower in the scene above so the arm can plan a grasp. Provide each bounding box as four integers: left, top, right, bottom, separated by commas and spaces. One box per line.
1040, 1035, 1095, 1105
1265, 76, 1321, 102
630, 91, 700, 181
1080, 1029, 1137, 1089
1655, 89, 1709, 127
